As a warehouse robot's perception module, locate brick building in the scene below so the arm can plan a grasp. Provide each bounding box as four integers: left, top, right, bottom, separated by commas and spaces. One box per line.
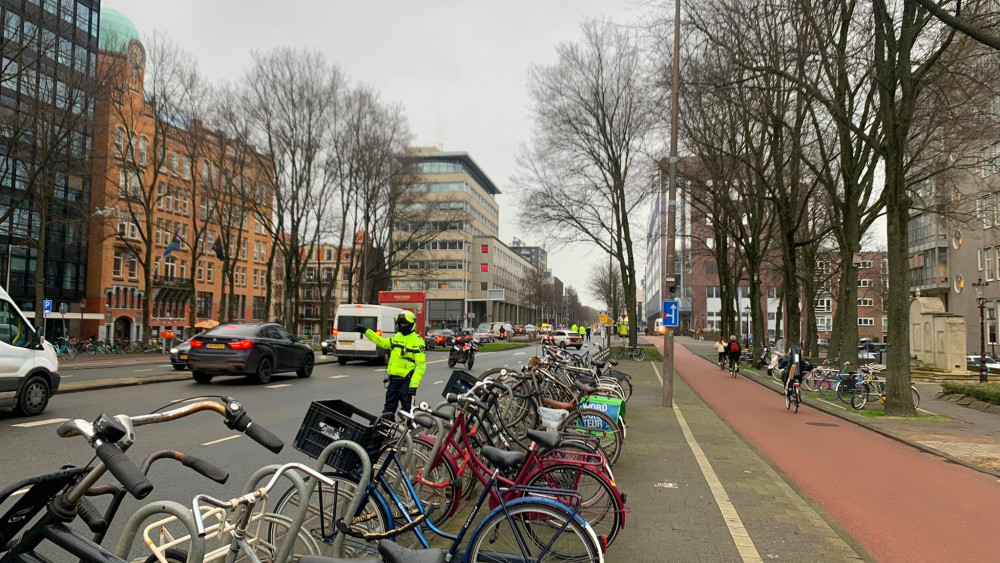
83, 9, 273, 342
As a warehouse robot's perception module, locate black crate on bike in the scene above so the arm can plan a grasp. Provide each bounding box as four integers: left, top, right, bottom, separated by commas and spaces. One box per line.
443, 369, 479, 398
293, 399, 386, 475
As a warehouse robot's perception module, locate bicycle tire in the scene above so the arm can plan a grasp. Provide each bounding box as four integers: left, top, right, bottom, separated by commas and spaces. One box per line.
268, 472, 390, 558
466, 500, 601, 562
631, 347, 645, 361
560, 408, 623, 465
836, 378, 855, 404
395, 437, 462, 528
63, 348, 76, 361
794, 387, 801, 413
851, 383, 869, 410
911, 386, 920, 409
785, 389, 791, 410
524, 463, 623, 545
816, 378, 835, 400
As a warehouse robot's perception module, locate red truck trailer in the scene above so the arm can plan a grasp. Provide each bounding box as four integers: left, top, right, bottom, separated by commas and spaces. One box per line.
378, 291, 427, 335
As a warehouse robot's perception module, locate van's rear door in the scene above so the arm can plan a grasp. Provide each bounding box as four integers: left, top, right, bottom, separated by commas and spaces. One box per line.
335, 313, 377, 354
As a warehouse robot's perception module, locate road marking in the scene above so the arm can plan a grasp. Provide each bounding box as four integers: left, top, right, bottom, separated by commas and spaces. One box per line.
11, 418, 69, 428
433, 380, 444, 385
329, 375, 349, 379
11, 488, 29, 496
513, 352, 526, 356
428, 359, 449, 365
202, 435, 241, 446
60, 374, 74, 377
652, 363, 763, 563
265, 383, 291, 389
133, 369, 153, 372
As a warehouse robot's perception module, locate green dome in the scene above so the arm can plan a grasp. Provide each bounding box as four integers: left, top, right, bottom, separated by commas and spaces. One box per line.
98, 8, 140, 54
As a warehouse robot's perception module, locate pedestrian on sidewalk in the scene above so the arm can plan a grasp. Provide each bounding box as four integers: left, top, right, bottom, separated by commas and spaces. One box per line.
696, 326, 704, 341
714, 337, 727, 370
585, 325, 592, 342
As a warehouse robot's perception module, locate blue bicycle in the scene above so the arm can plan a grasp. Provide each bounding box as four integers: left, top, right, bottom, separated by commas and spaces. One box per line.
270, 401, 605, 562
53, 337, 77, 361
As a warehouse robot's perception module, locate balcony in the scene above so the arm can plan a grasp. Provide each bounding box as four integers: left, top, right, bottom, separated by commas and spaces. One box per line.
152, 275, 194, 303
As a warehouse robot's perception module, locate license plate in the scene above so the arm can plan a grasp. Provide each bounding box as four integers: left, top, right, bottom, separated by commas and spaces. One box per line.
207, 343, 225, 349
341, 341, 353, 346
180, 355, 188, 360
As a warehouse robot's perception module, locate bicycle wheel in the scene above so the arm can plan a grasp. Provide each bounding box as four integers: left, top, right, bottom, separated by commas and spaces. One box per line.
785, 388, 791, 410
851, 383, 869, 410
524, 463, 624, 545
560, 408, 623, 465
793, 387, 801, 413
268, 473, 390, 558
631, 347, 645, 361
402, 437, 462, 527
911, 386, 920, 409
467, 500, 601, 562
836, 378, 855, 404
63, 348, 77, 361
816, 378, 835, 400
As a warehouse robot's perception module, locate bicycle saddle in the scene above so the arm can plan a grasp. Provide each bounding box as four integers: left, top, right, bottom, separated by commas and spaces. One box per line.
377, 539, 446, 563
527, 428, 561, 450
592, 360, 606, 369
572, 380, 599, 395
481, 446, 526, 470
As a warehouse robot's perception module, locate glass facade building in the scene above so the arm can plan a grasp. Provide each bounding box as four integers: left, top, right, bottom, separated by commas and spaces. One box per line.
0, 0, 99, 323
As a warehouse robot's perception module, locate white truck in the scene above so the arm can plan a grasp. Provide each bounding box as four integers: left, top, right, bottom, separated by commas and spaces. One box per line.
0, 285, 60, 416
331, 304, 403, 365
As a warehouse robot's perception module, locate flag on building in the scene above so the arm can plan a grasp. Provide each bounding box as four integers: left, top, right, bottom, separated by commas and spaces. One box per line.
163, 228, 182, 257
211, 237, 225, 260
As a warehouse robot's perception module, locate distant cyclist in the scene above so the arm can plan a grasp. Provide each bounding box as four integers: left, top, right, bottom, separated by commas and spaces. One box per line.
727, 335, 742, 373
778, 345, 811, 397
714, 337, 727, 370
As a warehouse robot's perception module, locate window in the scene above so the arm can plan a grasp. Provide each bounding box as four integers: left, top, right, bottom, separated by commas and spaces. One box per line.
857, 298, 874, 307
817, 261, 831, 275
980, 249, 984, 271
127, 255, 138, 280
815, 298, 832, 313
858, 318, 875, 326
816, 316, 832, 331
989, 251, 996, 281
206, 262, 214, 283
858, 260, 873, 269
197, 260, 204, 282
858, 279, 872, 287
114, 127, 124, 157
767, 287, 779, 299
705, 237, 714, 250
182, 156, 191, 180
481, 263, 489, 272
0, 300, 32, 348
196, 292, 212, 318
171, 152, 179, 176
113, 250, 123, 277
995, 247, 1000, 281
706, 261, 717, 275
138, 137, 147, 165
882, 316, 889, 332
481, 282, 488, 291
706, 286, 721, 298
481, 245, 489, 253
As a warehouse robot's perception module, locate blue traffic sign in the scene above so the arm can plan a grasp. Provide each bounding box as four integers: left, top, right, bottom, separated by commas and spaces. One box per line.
662, 300, 679, 328
42, 299, 52, 316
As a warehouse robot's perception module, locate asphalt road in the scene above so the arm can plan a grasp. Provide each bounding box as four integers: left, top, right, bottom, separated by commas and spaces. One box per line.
0, 343, 573, 560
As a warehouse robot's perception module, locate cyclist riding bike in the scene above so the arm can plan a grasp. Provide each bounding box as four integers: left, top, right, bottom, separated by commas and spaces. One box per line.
726, 335, 742, 373
778, 345, 811, 397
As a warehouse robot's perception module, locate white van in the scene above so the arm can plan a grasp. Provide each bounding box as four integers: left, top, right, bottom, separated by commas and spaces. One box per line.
0, 286, 60, 416
332, 304, 403, 365
653, 318, 666, 335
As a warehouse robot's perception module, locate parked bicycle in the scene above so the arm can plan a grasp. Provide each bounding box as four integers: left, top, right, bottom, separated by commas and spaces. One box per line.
851, 369, 920, 410
53, 337, 77, 361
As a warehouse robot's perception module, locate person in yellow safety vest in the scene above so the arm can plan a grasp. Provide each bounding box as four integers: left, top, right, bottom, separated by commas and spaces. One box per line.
619, 321, 628, 337
571, 323, 578, 335
356, 310, 426, 415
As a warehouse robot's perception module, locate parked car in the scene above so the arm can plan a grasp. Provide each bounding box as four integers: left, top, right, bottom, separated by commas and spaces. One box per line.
512, 325, 526, 336
0, 284, 60, 416
474, 322, 495, 343
425, 329, 456, 350
186, 322, 315, 384
966, 355, 1000, 372
524, 324, 536, 334
320, 336, 336, 355
169, 338, 194, 370
548, 329, 584, 350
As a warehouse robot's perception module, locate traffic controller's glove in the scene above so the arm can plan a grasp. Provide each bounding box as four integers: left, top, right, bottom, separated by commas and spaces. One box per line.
355, 325, 367, 334
408, 387, 417, 396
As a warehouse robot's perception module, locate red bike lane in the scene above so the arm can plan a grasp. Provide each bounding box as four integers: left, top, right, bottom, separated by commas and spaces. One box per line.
664, 342, 1000, 562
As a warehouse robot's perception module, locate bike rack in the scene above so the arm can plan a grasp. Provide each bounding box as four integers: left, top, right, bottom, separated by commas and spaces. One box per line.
114, 501, 205, 563
306, 439, 373, 558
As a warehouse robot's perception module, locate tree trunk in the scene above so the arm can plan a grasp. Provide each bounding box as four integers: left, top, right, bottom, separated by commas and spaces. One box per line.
883, 153, 916, 416
836, 255, 860, 366
780, 230, 802, 345
32, 193, 48, 337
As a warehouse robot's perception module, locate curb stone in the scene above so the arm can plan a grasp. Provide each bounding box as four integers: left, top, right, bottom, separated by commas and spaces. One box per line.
59, 372, 195, 394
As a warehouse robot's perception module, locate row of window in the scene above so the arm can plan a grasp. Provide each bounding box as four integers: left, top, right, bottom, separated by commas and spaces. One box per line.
817, 315, 887, 331
400, 260, 467, 271
415, 161, 466, 175
976, 246, 1000, 281
406, 181, 498, 216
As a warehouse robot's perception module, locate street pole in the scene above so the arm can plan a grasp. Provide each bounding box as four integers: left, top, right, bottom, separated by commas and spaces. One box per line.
974, 278, 989, 383
662, 0, 681, 408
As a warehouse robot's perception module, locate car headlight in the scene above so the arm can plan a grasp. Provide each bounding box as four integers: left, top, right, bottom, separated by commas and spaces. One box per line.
169, 348, 179, 354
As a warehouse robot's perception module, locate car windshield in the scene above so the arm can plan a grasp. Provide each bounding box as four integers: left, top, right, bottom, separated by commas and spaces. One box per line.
476, 323, 492, 331
202, 324, 259, 337
338, 315, 377, 332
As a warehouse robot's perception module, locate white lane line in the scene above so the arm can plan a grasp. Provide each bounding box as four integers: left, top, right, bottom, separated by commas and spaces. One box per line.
202, 435, 241, 446
433, 380, 444, 385
133, 369, 153, 372
265, 383, 291, 389
513, 352, 526, 356
652, 363, 763, 563
11, 418, 69, 428
329, 375, 349, 379
11, 488, 30, 496
60, 374, 74, 377
428, 359, 449, 365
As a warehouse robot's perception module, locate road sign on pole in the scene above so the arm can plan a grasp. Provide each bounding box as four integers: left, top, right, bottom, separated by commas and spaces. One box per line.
58, 302, 68, 314
42, 300, 52, 316
662, 300, 679, 328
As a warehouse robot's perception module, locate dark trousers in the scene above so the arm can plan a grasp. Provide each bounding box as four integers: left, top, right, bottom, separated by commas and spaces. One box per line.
383, 376, 413, 415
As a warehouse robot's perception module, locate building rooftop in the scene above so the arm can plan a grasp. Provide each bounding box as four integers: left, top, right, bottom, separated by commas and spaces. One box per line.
409, 149, 502, 196
99, 8, 140, 54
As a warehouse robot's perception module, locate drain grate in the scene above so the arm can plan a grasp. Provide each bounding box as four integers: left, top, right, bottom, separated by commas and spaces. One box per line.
806, 422, 839, 427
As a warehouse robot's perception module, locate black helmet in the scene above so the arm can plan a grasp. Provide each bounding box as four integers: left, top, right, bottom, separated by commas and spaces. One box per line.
395, 310, 416, 335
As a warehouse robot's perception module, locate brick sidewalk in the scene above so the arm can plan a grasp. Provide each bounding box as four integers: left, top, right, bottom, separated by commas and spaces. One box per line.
672, 336, 1000, 476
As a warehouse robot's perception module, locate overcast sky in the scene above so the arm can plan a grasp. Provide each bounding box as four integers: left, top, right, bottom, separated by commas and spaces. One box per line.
103, 0, 645, 308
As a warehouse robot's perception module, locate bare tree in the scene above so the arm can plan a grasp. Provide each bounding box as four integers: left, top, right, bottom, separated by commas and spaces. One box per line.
521, 266, 549, 325
515, 20, 660, 347
586, 261, 624, 321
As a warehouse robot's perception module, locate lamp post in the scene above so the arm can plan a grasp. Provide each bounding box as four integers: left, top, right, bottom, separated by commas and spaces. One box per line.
974, 277, 989, 383
743, 305, 750, 345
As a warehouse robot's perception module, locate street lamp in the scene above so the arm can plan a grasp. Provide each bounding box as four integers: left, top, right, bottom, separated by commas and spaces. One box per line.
974, 277, 989, 383
743, 305, 750, 344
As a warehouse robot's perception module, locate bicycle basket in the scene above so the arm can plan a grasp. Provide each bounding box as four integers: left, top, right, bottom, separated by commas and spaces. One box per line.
442, 369, 479, 398
293, 400, 387, 475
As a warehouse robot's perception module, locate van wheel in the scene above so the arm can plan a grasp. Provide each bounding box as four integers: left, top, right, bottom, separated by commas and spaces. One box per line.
338, 357, 348, 365
192, 371, 213, 384
15, 376, 50, 416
